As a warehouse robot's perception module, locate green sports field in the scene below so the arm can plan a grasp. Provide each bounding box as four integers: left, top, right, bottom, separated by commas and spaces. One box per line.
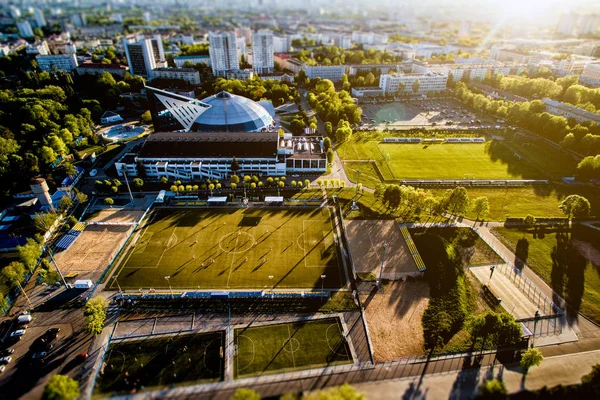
110, 208, 344, 290
234, 318, 352, 378
95, 331, 224, 394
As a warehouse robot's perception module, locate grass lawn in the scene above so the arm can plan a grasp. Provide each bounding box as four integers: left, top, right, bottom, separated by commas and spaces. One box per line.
338, 135, 576, 182
111, 208, 344, 290
95, 331, 224, 394
431, 185, 600, 221
490, 226, 600, 324
234, 318, 352, 378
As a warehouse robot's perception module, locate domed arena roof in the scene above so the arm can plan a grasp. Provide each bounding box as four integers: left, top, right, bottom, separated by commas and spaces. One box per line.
191, 91, 275, 132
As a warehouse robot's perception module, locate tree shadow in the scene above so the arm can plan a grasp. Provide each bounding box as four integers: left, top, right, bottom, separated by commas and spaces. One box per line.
550, 231, 587, 315
515, 237, 529, 270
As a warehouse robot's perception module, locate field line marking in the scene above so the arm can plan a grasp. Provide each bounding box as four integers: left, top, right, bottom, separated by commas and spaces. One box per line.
287, 325, 296, 369
226, 229, 241, 288
156, 224, 178, 269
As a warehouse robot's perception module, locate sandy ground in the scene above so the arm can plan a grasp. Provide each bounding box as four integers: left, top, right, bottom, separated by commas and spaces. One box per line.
345, 220, 418, 279
361, 279, 430, 360
86, 209, 146, 224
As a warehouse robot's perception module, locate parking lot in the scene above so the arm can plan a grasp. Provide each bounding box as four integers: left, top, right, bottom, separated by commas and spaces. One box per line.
358, 97, 499, 130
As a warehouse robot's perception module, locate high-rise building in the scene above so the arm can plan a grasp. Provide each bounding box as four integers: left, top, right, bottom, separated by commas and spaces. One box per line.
273, 36, 291, 53
459, 21, 472, 36
9, 5, 21, 19
123, 34, 165, 78
16, 20, 34, 38
234, 27, 252, 43
577, 14, 600, 35
71, 12, 86, 27
557, 13, 579, 36
209, 32, 239, 77
333, 35, 352, 50
33, 8, 46, 28
252, 30, 274, 74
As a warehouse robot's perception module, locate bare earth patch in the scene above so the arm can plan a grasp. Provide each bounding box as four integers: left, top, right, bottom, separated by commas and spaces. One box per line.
86, 209, 146, 224
361, 279, 430, 360
571, 239, 600, 267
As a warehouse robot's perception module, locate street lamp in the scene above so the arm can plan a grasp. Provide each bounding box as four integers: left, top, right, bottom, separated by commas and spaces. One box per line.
320, 274, 326, 293
376, 242, 389, 289
165, 275, 173, 298
268, 275, 274, 298
113, 275, 122, 293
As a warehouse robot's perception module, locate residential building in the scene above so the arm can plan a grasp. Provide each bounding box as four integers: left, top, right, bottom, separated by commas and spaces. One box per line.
114, 132, 326, 181
174, 55, 211, 67
123, 34, 165, 78
16, 21, 34, 38
236, 37, 247, 59
258, 72, 294, 83
490, 47, 531, 64
100, 111, 123, 125
77, 62, 129, 77
209, 31, 239, 77
71, 13, 86, 27
33, 8, 46, 28
26, 41, 50, 56
351, 31, 388, 45
304, 65, 346, 82
459, 21, 472, 36
542, 98, 600, 124
151, 67, 201, 85
557, 13, 578, 36
226, 69, 254, 81
559, 56, 597, 74
234, 27, 252, 43
379, 72, 448, 95
273, 36, 291, 53
252, 30, 274, 74
351, 87, 384, 97
36, 54, 78, 72
9, 5, 21, 19
333, 34, 352, 50
348, 64, 401, 76
274, 53, 303, 73
578, 14, 600, 35
582, 63, 600, 83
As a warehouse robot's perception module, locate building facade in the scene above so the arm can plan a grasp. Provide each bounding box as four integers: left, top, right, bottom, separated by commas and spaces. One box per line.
304, 65, 346, 82
36, 54, 78, 72
33, 8, 46, 28
123, 34, 165, 78
16, 21, 34, 38
252, 30, 274, 74
333, 35, 353, 50
173, 55, 210, 67
273, 36, 291, 53
379, 72, 448, 95
209, 31, 239, 77
151, 67, 201, 85
582, 63, 600, 83
77, 62, 129, 77
542, 98, 600, 125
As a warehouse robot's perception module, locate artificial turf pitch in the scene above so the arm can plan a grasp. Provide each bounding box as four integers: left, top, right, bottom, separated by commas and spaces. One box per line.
95, 331, 224, 394
111, 208, 344, 290
234, 318, 353, 378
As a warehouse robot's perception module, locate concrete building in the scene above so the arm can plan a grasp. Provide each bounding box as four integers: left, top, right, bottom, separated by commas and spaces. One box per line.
226, 69, 254, 81
100, 111, 123, 125
234, 27, 252, 43
26, 41, 50, 56
9, 5, 21, 19
258, 72, 294, 83
351, 31, 388, 45
304, 65, 346, 82
77, 62, 129, 77
490, 47, 531, 64
459, 21, 472, 37
333, 34, 353, 50
114, 132, 327, 181
379, 72, 448, 95
33, 8, 46, 28
209, 31, 239, 77
582, 63, 600, 83
557, 13, 578, 36
123, 34, 165, 78
151, 67, 201, 85
16, 20, 34, 38
173, 55, 210, 67
578, 14, 600, 35
71, 12, 86, 27
36, 54, 78, 72
348, 64, 401, 76
252, 30, 274, 74
351, 87, 384, 97
542, 98, 600, 125
273, 36, 291, 53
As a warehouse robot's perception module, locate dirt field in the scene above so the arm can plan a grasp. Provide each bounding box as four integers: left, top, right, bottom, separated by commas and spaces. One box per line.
86, 209, 146, 224
345, 220, 419, 279
361, 279, 430, 360
53, 224, 133, 281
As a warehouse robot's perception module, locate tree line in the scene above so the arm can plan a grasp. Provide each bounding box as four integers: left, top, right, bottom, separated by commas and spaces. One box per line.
294, 45, 402, 66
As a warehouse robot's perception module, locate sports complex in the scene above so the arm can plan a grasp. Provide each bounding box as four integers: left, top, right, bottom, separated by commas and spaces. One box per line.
109, 207, 346, 290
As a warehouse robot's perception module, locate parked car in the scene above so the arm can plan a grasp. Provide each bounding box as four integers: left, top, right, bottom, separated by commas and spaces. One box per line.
0, 349, 14, 356
10, 329, 26, 338
0, 356, 12, 364
0, 365, 5, 373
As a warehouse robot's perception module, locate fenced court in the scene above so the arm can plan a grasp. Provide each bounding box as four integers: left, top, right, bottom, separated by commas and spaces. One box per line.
94, 331, 224, 395
110, 208, 345, 290
233, 318, 353, 378
344, 220, 420, 280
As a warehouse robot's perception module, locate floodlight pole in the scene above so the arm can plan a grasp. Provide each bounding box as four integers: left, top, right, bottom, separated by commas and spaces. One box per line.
113, 275, 122, 293
121, 166, 134, 202
269, 275, 274, 298
376, 242, 388, 289
165, 275, 173, 298
48, 250, 68, 288
354, 170, 361, 203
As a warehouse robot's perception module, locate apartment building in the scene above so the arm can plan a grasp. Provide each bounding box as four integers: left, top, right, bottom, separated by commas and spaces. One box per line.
151, 67, 201, 85
123, 34, 165, 78
36, 54, 78, 72
379, 72, 448, 95
252, 30, 274, 74
208, 31, 239, 77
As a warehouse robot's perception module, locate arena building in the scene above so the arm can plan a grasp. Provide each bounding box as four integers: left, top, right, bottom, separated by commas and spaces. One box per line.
146, 85, 275, 132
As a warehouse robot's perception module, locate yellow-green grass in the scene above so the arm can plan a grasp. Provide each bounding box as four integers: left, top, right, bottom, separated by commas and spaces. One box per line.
234, 318, 352, 378
110, 208, 344, 290
338, 136, 576, 182
431, 185, 600, 221
95, 331, 224, 394
490, 226, 600, 324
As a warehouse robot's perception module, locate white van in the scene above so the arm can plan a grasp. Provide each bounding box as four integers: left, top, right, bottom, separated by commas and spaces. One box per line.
17, 315, 32, 324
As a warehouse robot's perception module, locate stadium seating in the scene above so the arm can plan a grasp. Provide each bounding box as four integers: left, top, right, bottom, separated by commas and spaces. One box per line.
400, 226, 426, 272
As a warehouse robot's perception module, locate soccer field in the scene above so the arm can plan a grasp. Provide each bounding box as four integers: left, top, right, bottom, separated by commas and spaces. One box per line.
110, 208, 344, 290
234, 318, 353, 378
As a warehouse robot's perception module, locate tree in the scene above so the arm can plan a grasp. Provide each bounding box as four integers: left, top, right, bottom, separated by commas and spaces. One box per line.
278, 181, 285, 188
412, 79, 420, 94
303, 383, 364, 400
325, 122, 333, 135
559, 195, 591, 219
478, 379, 507, 399
448, 187, 470, 215
231, 156, 240, 174
133, 178, 144, 189
1, 261, 26, 288
520, 348, 543, 371
326, 148, 335, 164
33, 212, 59, 233
59, 195, 73, 211
141, 110, 152, 124
43, 374, 80, 400
104, 198, 114, 206
468, 311, 522, 348
304, 179, 311, 188
160, 176, 169, 184
75, 190, 88, 205
524, 214, 536, 228
323, 137, 332, 150
231, 388, 260, 400
17, 238, 43, 271
170, 185, 178, 192
84, 296, 108, 335
472, 196, 489, 219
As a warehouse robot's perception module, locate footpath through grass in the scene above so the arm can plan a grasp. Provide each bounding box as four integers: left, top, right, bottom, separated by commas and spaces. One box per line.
234, 318, 352, 378
95, 331, 224, 394
490, 225, 600, 324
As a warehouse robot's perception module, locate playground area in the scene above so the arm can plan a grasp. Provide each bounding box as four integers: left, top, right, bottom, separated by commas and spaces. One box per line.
101, 124, 147, 142
109, 207, 345, 290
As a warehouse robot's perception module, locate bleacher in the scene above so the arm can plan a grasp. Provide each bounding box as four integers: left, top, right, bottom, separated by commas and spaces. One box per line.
55, 222, 87, 251
400, 226, 426, 272
382, 138, 423, 143
445, 137, 486, 143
